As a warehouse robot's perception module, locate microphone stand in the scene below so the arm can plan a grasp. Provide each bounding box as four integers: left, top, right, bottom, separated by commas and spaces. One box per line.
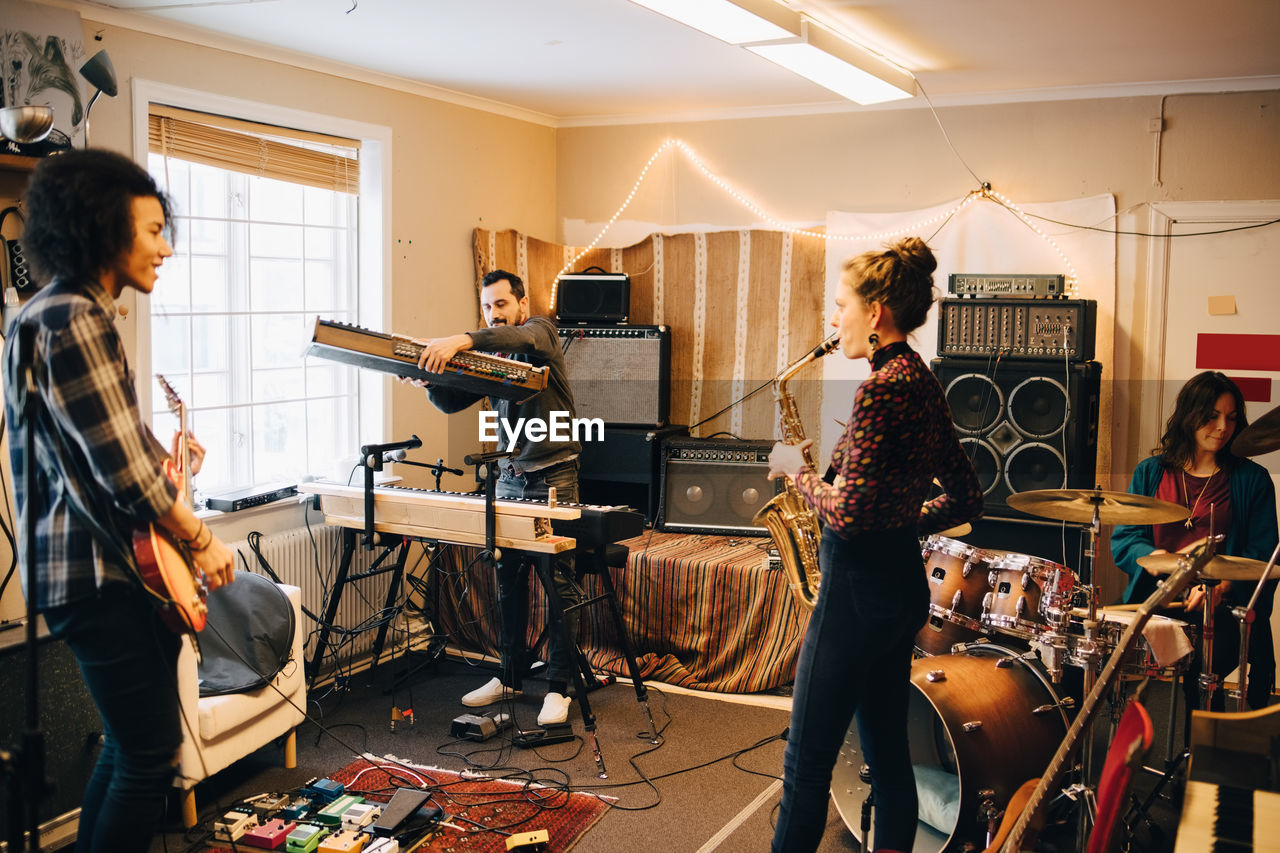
357, 435, 421, 550
4, 323, 49, 853
463, 450, 514, 685
1231, 541, 1279, 711
396, 459, 463, 492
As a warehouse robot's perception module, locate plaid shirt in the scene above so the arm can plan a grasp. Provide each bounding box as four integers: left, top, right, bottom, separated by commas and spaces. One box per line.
4, 278, 177, 610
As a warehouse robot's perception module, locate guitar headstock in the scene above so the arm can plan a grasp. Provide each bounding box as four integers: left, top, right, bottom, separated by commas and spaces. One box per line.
155, 374, 185, 415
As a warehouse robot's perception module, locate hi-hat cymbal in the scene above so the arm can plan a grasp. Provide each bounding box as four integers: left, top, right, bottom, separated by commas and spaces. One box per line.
937, 522, 973, 538
1006, 488, 1191, 525
1137, 552, 1273, 581
1233, 403, 1280, 457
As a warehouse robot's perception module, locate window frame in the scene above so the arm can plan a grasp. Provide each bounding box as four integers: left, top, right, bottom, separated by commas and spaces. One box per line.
130, 80, 392, 486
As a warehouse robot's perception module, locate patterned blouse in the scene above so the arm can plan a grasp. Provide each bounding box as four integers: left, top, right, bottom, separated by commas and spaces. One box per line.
794, 341, 983, 539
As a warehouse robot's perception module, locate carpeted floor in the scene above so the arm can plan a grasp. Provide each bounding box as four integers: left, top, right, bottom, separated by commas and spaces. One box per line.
149, 651, 1198, 853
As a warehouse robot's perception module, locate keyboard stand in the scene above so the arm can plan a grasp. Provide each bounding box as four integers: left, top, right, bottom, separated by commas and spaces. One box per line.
304, 527, 410, 685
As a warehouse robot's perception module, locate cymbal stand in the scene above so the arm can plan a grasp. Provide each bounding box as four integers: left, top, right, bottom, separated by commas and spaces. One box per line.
1230, 541, 1279, 710
1072, 492, 1105, 849
1196, 505, 1223, 713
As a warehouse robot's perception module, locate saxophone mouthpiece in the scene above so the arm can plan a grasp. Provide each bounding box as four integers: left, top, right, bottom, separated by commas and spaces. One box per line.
812, 337, 840, 358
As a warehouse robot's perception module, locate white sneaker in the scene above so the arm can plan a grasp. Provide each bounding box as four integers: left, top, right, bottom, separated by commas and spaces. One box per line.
461, 677, 521, 707
538, 692, 572, 726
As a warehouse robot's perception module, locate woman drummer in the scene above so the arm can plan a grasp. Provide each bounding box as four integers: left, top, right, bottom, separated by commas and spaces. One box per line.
1111, 371, 1278, 711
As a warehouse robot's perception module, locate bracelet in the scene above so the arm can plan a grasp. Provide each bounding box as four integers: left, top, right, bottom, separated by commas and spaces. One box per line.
182, 521, 212, 552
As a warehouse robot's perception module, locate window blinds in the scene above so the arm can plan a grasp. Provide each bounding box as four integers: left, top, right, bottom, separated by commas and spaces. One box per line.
148, 104, 360, 194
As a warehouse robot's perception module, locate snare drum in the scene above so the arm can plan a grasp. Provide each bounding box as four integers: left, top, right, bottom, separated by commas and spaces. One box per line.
981, 551, 1076, 640
1066, 609, 1197, 677
916, 535, 993, 656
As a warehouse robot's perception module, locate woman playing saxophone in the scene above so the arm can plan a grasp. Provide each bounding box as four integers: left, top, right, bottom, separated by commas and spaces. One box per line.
766, 237, 983, 853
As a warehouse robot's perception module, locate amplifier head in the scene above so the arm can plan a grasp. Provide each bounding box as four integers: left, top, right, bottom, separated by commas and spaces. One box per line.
556, 272, 630, 324
659, 438, 781, 536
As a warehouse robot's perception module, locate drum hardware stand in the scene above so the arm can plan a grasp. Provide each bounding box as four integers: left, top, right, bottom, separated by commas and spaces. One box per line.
858, 764, 875, 853
1072, 490, 1106, 849
1229, 541, 1278, 711
977, 788, 1001, 849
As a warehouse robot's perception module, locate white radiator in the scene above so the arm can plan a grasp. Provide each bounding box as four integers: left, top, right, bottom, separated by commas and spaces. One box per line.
225, 524, 394, 675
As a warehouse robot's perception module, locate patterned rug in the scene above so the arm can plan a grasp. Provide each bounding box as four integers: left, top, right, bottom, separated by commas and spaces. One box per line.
330, 754, 611, 852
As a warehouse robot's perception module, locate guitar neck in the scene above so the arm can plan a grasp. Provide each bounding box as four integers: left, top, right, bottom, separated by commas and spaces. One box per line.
1001, 619, 1139, 850
1001, 561, 1198, 852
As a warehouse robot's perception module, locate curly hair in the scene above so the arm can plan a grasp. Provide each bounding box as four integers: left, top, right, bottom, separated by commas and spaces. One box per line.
481, 269, 525, 300
1154, 371, 1249, 470
21, 148, 171, 286
841, 236, 938, 335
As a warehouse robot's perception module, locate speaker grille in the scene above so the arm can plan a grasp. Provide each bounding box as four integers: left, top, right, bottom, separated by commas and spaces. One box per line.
659, 439, 781, 535
559, 325, 670, 426
934, 358, 1100, 518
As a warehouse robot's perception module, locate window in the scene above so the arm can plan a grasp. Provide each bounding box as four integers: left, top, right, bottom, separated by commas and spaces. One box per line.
146, 106, 368, 497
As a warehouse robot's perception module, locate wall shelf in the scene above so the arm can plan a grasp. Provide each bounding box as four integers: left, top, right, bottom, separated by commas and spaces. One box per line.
0, 153, 41, 174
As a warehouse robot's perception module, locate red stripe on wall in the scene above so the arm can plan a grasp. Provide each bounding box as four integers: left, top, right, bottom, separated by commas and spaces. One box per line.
1229, 376, 1272, 404
1196, 333, 1280, 371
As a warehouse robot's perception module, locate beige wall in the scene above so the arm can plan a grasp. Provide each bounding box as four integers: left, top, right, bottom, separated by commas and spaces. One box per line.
554, 91, 1280, 477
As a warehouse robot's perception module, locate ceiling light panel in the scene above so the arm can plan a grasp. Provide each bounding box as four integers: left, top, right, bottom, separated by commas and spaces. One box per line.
626, 0, 793, 44
748, 39, 913, 104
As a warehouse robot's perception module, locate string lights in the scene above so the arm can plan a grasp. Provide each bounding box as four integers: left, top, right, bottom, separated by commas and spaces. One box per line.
553, 137, 1081, 305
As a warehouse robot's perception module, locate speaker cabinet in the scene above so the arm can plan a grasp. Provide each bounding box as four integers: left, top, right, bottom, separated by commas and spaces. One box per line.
659, 438, 782, 536
558, 325, 671, 426
932, 358, 1101, 518
0, 625, 103, 841
556, 272, 630, 324
579, 425, 689, 525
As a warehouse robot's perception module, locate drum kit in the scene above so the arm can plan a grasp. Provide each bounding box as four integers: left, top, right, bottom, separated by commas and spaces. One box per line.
833, 405, 1280, 853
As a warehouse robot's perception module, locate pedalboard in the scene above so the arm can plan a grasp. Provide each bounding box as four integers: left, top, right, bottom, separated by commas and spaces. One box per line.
938, 297, 1096, 360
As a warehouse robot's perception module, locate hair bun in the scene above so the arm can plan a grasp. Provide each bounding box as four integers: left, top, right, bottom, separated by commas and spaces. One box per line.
889, 237, 937, 276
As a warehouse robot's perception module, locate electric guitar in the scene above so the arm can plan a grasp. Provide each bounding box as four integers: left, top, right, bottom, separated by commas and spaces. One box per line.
983, 551, 1201, 853
131, 375, 208, 634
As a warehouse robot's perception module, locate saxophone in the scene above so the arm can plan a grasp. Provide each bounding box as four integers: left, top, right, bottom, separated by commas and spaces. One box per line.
753, 337, 840, 608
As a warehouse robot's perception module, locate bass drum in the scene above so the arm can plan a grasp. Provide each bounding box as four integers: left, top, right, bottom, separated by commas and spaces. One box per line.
831, 643, 1069, 853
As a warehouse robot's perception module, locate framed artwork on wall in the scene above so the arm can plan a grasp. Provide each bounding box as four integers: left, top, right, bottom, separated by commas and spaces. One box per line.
1, 0, 87, 155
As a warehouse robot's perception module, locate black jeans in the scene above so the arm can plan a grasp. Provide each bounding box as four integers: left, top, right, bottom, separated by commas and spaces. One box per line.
495, 459, 582, 688
772, 526, 928, 853
43, 582, 183, 853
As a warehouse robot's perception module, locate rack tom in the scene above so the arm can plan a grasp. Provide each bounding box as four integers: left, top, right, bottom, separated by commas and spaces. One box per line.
916, 535, 993, 656
980, 551, 1075, 640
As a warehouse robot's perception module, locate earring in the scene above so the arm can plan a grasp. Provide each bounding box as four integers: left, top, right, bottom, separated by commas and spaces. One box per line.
868, 332, 879, 354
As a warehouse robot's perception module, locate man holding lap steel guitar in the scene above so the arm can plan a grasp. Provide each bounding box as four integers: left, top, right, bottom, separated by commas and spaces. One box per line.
3, 149, 234, 853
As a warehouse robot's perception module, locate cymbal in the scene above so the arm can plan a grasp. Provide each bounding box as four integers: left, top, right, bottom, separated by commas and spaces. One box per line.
937, 522, 973, 538
1006, 488, 1191, 525
1137, 552, 1275, 581
1233, 402, 1280, 457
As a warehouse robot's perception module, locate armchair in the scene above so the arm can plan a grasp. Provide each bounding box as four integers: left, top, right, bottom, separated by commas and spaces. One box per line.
174, 582, 306, 827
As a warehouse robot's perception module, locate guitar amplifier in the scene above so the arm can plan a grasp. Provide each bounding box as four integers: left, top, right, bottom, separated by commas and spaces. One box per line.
659, 438, 781, 536
558, 325, 670, 426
